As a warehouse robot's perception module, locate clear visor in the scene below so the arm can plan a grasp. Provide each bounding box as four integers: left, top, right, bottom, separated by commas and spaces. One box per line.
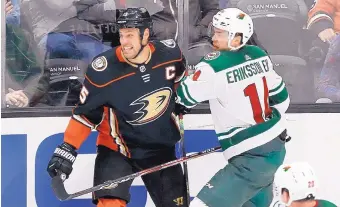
207, 23, 229, 39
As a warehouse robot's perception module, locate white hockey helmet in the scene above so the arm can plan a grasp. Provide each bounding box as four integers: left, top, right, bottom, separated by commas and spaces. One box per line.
273, 162, 318, 206
211, 8, 254, 50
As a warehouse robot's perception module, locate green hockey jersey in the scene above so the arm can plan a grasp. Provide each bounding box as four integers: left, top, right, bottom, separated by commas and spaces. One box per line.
177, 45, 290, 160
316, 200, 338, 207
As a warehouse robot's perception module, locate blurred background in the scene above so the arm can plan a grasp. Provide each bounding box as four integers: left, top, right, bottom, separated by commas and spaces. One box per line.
2, 0, 339, 110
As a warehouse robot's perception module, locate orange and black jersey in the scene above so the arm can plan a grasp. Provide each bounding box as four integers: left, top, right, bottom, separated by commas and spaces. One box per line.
307, 0, 340, 33
64, 39, 186, 158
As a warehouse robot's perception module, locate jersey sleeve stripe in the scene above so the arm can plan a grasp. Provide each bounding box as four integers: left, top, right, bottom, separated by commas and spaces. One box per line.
177, 87, 197, 107
109, 109, 130, 157
96, 108, 120, 153
270, 97, 290, 115
175, 70, 186, 83
72, 114, 95, 129
85, 72, 136, 88
217, 127, 247, 140
171, 113, 180, 132
269, 87, 289, 105
269, 82, 286, 97
181, 81, 199, 104
269, 80, 284, 94
216, 127, 244, 138
307, 14, 333, 29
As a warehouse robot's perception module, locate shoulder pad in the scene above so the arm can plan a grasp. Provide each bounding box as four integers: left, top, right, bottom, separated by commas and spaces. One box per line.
151, 40, 182, 61
243, 45, 268, 58
85, 48, 133, 87
244, 45, 266, 52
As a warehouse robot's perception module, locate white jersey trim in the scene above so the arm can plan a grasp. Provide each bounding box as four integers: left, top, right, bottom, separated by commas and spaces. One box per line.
73, 114, 94, 129
218, 127, 247, 140
269, 82, 286, 96
307, 14, 333, 29
222, 117, 286, 160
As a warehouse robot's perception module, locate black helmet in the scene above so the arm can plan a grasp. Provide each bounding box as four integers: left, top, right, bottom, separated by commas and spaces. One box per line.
117, 7, 153, 32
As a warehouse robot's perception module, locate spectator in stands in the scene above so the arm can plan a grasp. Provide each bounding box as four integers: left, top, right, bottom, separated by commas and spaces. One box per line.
18, 1, 166, 107
4, 0, 48, 108
307, 0, 340, 102
18, 0, 123, 106
304, 0, 318, 10
218, 0, 267, 51
20, 0, 120, 64
226, 0, 309, 56
151, 0, 219, 66
101, 1, 166, 48
5, 0, 19, 25
315, 35, 340, 103
219, 0, 229, 9
307, 0, 339, 44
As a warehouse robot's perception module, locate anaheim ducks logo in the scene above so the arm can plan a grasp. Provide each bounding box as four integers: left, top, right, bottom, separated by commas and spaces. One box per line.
127, 87, 172, 125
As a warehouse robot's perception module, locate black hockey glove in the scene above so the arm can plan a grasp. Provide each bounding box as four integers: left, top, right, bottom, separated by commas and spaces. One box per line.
279, 129, 292, 143
47, 142, 77, 179
174, 103, 191, 116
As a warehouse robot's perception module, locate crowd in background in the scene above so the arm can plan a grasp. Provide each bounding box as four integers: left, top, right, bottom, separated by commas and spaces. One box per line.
3, 0, 340, 108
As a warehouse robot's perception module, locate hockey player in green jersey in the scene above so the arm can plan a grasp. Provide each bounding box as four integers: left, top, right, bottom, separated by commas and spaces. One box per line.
271, 162, 337, 207
176, 8, 291, 207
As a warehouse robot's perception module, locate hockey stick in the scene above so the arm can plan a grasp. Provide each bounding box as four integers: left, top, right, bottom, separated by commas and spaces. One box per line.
52, 146, 221, 201
178, 114, 191, 206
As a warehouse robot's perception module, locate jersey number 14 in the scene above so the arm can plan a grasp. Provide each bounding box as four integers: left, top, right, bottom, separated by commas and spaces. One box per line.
244, 77, 271, 124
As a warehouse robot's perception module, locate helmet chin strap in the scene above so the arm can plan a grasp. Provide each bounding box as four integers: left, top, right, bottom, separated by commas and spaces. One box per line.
286, 198, 293, 206
132, 43, 147, 60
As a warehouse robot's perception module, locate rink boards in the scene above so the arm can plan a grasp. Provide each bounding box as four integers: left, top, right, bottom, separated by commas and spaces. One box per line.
1, 114, 339, 206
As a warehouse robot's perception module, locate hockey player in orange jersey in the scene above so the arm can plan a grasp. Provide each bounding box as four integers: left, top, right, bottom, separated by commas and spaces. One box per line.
307, 0, 339, 44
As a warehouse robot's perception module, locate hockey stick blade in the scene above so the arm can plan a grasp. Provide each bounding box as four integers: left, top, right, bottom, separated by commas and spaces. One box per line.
51, 146, 221, 201
52, 176, 69, 201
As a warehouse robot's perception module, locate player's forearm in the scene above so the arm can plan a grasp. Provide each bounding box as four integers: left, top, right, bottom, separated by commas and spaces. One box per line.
269, 85, 290, 114
176, 82, 199, 108
307, 17, 334, 35
64, 118, 92, 149
270, 95, 290, 115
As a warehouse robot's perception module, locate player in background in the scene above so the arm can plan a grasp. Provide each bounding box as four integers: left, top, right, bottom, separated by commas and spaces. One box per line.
306, 0, 340, 102
271, 162, 337, 207
176, 8, 291, 207
307, 0, 339, 44
46, 7, 189, 207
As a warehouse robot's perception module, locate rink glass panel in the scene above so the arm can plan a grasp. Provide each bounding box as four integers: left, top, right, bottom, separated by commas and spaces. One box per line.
2, 0, 340, 115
